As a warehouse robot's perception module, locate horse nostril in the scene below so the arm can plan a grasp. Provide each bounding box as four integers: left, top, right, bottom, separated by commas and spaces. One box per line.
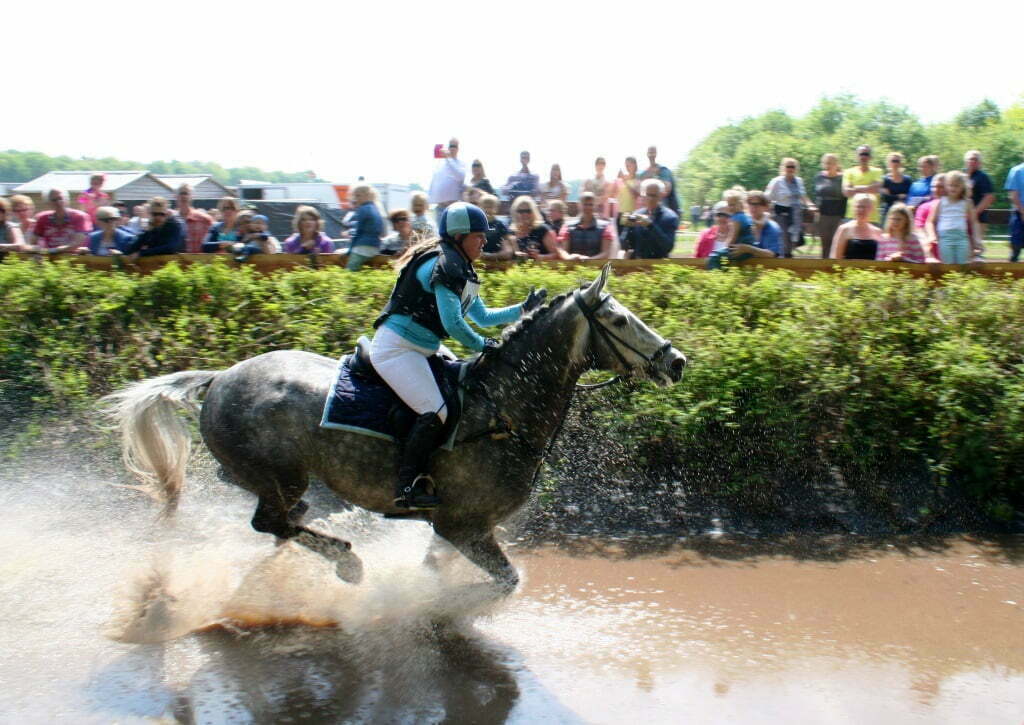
672, 356, 686, 374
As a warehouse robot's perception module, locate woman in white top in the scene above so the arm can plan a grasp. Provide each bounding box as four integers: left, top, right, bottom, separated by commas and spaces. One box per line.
764, 157, 816, 257
538, 164, 568, 208
925, 170, 981, 264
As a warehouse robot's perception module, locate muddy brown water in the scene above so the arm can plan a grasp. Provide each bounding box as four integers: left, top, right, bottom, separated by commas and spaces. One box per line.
0, 460, 1021, 724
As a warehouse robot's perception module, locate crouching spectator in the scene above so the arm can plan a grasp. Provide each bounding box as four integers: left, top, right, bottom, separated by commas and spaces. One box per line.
125, 197, 184, 261
381, 209, 414, 255
0, 198, 27, 251
619, 179, 678, 259
86, 206, 135, 256
283, 205, 334, 254
233, 214, 280, 260
558, 191, 615, 259
694, 201, 731, 258
706, 190, 778, 269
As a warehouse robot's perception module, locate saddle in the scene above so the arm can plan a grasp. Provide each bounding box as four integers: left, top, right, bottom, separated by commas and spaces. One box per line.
320, 336, 466, 446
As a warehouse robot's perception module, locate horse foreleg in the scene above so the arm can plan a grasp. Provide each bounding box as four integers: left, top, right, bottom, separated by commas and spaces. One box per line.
251, 497, 363, 584
438, 528, 519, 594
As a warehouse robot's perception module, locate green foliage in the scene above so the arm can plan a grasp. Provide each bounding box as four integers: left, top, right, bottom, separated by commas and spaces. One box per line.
677, 94, 1024, 208
0, 149, 321, 185
1, 259, 1022, 515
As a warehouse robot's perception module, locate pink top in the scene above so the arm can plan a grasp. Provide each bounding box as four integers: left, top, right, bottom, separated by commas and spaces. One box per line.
179, 208, 213, 253
695, 227, 727, 258
876, 234, 926, 263
33, 209, 92, 249
77, 189, 111, 224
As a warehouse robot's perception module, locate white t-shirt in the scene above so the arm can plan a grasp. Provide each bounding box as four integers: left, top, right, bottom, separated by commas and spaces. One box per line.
428, 157, 466, 204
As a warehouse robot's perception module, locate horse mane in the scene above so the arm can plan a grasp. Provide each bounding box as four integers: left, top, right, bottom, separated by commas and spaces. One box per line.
499, 287, 576, 344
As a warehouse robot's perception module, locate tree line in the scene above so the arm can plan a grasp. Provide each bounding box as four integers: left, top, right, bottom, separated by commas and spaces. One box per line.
675, 94, 1024, 209
0, 150, 321, 186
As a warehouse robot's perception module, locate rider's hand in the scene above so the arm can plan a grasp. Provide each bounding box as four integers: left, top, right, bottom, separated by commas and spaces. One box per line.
481, 338, 501, 355
523, 286, 547, 313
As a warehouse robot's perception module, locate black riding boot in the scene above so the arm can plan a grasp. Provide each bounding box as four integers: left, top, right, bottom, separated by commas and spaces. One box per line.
394, 412, 444, 510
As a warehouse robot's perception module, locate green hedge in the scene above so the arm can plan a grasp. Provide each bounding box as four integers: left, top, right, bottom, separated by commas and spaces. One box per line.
2, 257, 1022, 518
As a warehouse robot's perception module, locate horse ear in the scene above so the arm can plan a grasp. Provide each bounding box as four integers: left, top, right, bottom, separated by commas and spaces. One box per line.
582, 263, 612, 303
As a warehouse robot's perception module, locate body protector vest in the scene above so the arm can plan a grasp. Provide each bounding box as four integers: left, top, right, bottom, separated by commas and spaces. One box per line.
566, 219, 608, 257
374, 240, 480, 340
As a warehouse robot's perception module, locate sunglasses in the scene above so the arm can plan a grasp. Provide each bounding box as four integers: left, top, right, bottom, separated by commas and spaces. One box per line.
150, 211, 167, 217
859, 152, 871, 157
785, 165, 796, 169
516, 208, 532, 214
748, 201, 764, 206
99, 217, 117, 222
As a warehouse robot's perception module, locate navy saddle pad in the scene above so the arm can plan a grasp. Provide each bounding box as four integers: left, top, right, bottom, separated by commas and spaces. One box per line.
320, 343, 467, 447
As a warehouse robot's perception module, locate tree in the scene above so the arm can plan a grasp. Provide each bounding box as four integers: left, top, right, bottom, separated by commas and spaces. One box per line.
955, 99, 1000, 128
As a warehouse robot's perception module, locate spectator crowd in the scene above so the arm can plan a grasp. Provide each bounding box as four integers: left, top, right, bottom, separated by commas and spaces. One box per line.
3, 143, 1024, 267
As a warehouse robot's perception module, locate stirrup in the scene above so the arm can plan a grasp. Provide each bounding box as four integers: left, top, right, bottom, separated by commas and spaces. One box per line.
394, 474, 441, 510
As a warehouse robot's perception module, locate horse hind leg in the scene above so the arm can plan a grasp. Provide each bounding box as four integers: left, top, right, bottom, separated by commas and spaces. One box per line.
248, 476, 363, 585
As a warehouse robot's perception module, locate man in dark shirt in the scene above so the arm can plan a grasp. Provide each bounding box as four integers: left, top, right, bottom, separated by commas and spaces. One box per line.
127, 196, 184, 261
964, 150, 995, 239
620, 179, 679, 259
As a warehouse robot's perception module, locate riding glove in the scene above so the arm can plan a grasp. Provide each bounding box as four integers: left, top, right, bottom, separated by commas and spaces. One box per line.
523, 287, 548, 313
481, 338, 502, 355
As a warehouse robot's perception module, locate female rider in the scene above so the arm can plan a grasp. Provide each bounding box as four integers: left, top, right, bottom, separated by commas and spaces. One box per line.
371, 202, 547, 510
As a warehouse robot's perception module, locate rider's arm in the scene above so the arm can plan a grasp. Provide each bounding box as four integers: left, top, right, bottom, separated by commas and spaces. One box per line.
466, 296, 523, 327
434, 283, 487, 352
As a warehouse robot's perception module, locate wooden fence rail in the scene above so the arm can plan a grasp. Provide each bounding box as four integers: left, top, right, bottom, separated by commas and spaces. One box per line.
5, 251, 1024, 280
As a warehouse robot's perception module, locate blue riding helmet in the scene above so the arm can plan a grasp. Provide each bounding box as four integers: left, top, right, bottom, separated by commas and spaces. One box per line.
439, 202, 488, 241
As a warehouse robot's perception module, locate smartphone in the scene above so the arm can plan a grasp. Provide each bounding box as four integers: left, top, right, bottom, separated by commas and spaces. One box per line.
433, 144, 445, 159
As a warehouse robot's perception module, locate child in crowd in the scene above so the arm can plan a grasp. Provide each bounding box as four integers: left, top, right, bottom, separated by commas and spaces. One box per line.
478, 194, 514, 260
876, 203, 927, 263
381, 209, 414, 255
694, 201, 731, 258
925, 170, 982, 264
409, 192, 436, 239
232, 214, 280, 260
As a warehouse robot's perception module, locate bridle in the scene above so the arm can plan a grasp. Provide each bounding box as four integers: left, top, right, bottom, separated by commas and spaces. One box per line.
572, 289, 672, 390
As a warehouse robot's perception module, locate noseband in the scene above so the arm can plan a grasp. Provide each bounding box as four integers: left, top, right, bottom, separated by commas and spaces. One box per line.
573, 289, 672, 390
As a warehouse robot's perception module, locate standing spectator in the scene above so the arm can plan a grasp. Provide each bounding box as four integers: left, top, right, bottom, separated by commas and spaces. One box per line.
126, 203, 149, 234
613, 156, 641, 222
8, 195, 35, 240
539, 164, 568, 208
382, 209, 414, 256
705, 191, 777, 269
29, 188, 92, 253
283, 205, 334, 254
479, 194, 515, 261
906, 155, 939, 210
346, 183, 383, 270
204, 197, 245, 251
0, 198, 27, 251
881, 152, 913, 222
689, 204, 701, 229
559, 191, 615, 259
925, 170, 981, 264
86, 206, 135, 256
174, 184, 213, 253
813, 153, 846, 258
76, 174, 110, 225
428, 137, 465, 220
964, 150, 995, 241
582, 157, 611, 217
694, 201, 731, 258
467, 160, 495, 196
1005, 153, 1024, 262
546, 199, 568, 236
831, 194, 882, 260
640, 145, 680, 213
620, 179, 679, 259
125, 197, 184, 260
876, 203, 927, 263
409, 191, 438, 239
502, 151, 540, 201
842, 145, 883, 223
765, 157, 815, 257
509, 195, 560, 258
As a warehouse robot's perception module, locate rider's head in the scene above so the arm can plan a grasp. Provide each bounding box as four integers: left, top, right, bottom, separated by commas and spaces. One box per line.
439, 202, 489, 261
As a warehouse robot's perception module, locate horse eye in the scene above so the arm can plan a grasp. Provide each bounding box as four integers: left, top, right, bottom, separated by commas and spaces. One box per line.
613, 317, 628, 328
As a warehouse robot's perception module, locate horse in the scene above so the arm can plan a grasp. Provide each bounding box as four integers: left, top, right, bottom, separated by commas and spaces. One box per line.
102, 264, 686, 592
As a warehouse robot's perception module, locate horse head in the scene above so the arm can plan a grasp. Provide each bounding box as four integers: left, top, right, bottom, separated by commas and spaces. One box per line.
575, 264, 686, 387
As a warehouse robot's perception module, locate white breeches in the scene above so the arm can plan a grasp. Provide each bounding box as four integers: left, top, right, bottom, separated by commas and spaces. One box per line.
369, 326, 448, 423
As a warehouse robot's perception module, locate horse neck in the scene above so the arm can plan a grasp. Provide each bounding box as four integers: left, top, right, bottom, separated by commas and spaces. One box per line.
482, 304, 588, 445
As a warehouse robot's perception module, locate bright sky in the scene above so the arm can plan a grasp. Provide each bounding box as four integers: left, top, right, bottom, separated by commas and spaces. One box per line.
8, 0, 1022, 188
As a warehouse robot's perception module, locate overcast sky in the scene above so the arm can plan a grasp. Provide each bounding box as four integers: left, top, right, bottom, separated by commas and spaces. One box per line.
8, 0, 1022, 187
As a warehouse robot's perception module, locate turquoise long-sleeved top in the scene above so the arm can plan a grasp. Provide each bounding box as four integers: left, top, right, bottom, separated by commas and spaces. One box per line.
381, 256, 522, 352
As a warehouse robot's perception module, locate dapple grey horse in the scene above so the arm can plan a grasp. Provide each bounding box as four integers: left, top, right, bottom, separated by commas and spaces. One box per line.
103, 265, 686, 591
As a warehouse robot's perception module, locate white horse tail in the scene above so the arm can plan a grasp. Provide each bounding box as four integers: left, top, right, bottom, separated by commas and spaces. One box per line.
100, 370, 219, 514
